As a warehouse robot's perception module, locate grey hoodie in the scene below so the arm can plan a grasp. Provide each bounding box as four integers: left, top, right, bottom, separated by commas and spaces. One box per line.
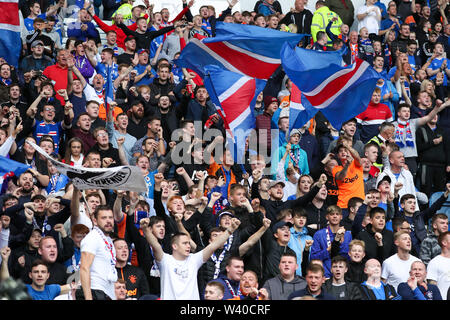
262, 274, 307, 300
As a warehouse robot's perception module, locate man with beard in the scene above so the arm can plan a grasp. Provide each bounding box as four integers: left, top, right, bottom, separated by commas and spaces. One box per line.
227, 270, 269, 300
186, 86, 223, 130
131, 116, 165, 158
12, 171, 40, 205
78, 206, 118, 300
113, 238, 149, 299
125, 100, 148, 140
155, 95, 181, 145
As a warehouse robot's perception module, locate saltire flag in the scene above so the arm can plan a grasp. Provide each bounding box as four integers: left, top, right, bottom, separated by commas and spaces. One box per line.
176, 22, 307, 80
203, 65, 265, 163
0, 156, 31, 194
281, 42, 381, 131
0, 0, 21, 68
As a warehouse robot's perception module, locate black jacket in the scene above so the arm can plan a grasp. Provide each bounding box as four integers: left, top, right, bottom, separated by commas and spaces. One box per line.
261, 233, 296, 283
279, 9, 313, 35
416, 124, 450, 167
345, 260, 367, 284
323, 279, 363, 300
393, 193, 448, 242
356, 224, 395, 263
252, 183, 321, 224
359, 281, 401, 300
117, 24, 175, 50
115, 264, 150, 298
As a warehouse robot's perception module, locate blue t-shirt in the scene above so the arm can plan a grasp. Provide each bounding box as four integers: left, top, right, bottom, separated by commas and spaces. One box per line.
24, 14, 46, 34
363, 282, 387, 300
429, 57, 449, 85
134, 64, 156, 86
143, 170, 157, 199
33, 120, 64, 153
380, 18, 401, 36
26, 284, 61, 300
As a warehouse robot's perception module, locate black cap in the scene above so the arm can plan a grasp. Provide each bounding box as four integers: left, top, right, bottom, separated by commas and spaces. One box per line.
124, 35, 135, 43
377, 175, 392, 188
272, 220, 293, 233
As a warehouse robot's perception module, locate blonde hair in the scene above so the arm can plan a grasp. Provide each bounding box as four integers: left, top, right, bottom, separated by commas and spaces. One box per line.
349, 239, 366, 251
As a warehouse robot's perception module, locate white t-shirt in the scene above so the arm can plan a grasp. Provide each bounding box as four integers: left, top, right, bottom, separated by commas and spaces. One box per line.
427, 255, 450, 300
357, 5, 381, 34
381, 253, 421, 291
158, 251, 204, 300
80, 227, 117, 300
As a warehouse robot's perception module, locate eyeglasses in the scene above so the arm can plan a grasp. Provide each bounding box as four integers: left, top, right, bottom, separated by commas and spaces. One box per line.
44, 108, 55, 112
97, 132, 107, 137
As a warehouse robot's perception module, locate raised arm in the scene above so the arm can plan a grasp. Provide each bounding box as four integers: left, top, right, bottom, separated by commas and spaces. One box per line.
140, 217, 165, 262
201, 218, 241, 263
70, 186, 81, 225
0, 247, 11, 281
239, 217, 270, 257
113, 190, 126, 222
417, 99, 450, 126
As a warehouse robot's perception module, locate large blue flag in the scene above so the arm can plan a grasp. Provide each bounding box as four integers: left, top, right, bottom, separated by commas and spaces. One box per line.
0, 156, 31, 194
0, 0, 21, 68
203, 65, 265, 163
281, 42, 381, 131
177, 22, 307, 80
104, 64, 115, 114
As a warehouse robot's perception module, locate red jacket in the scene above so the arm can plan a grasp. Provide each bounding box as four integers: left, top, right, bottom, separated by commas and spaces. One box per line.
93, 15, 127, 49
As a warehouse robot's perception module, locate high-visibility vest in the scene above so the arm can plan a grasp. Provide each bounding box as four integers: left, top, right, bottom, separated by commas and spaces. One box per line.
311, 6, 342, 44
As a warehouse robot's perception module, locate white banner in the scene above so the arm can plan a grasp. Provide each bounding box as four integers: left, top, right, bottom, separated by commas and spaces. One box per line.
28, 141, 147, 193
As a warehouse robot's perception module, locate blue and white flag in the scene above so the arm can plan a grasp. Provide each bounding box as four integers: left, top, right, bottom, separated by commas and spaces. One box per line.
0, 0, 21, 68
281, 42, 380, 130
177, 22, 307, 79
203, 65, 264, 163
